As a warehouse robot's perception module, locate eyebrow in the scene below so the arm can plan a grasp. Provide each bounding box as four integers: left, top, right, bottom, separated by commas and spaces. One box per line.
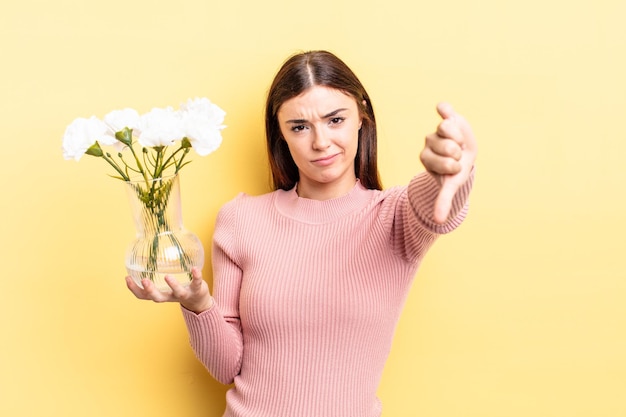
285, 108, 348, 124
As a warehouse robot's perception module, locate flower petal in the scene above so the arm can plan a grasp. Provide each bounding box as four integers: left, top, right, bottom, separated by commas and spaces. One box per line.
137, 107, 185, 148
62, 116, 108, 161
180, 98, 226, 156
103, 108, 141, 146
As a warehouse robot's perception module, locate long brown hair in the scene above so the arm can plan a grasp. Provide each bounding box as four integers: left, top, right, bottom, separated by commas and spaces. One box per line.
265, 50, 382, 191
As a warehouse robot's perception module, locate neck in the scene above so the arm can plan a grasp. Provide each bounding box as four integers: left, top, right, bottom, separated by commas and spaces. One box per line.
296, 176, 357, 201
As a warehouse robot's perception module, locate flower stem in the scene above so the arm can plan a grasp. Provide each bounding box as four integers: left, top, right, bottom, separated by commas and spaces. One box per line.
102, 154, 130, 181
162, 144, 187, 174
127, 140, 149, 186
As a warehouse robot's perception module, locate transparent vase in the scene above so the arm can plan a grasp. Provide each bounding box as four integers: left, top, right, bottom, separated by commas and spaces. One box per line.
124, 174, 204, 292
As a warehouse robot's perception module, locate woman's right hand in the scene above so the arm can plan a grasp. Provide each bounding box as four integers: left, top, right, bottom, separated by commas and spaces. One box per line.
126, 267, 214, 314
420, 102, 477, 224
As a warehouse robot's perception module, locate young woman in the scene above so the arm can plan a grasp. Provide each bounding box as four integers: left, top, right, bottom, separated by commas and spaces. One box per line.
127, 50, 477, 417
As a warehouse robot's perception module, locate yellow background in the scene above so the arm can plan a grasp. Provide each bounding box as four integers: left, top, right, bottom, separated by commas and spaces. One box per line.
1, 0, 625, 416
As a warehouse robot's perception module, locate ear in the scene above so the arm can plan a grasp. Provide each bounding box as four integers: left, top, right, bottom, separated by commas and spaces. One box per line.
359, 99, 367, 129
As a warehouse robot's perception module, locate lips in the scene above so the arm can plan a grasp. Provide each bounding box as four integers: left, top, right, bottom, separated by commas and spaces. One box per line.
312, 153, 339, 166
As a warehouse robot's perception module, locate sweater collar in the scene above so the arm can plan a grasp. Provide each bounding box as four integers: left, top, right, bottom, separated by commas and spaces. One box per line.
274, 179, 373, 224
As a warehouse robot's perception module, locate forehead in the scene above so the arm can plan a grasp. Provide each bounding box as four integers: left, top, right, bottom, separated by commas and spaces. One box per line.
278, 86, 357, 118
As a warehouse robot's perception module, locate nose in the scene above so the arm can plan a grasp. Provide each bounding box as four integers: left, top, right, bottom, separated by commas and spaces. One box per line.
312, 127, 331, 150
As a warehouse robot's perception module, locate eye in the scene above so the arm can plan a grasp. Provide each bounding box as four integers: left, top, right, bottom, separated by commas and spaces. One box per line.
329, 117, 345, 125
291, 124, 307, 133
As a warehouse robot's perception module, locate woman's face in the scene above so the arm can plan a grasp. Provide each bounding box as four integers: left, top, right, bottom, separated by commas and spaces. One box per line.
277, 86, 362, 200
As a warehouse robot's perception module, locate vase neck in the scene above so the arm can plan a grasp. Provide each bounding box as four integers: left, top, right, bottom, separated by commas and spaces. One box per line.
125, 176, 183, 235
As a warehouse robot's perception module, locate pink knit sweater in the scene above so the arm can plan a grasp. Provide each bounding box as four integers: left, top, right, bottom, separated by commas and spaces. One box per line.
182, 171, 473, 417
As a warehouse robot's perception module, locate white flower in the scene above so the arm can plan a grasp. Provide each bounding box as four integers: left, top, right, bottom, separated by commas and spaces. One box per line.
103, 108, 141, 149
62, 116, 108, 161
180, 97, 226, 156
62, 97, 226, 183
137, 107, 185, 148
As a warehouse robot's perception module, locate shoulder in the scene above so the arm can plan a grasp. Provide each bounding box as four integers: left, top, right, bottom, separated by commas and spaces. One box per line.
372, 182, 408, 206
221, 189, 278, 210
215, 189, 280, 224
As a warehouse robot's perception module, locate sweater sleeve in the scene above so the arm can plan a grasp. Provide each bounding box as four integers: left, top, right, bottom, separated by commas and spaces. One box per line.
180, 199, 244, 385
408, 167, 475, 235
388, 168, 475, 263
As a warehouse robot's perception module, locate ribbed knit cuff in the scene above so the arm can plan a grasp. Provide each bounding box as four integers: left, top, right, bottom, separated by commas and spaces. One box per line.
180, 301, 219, 338
408, 167, 475, 234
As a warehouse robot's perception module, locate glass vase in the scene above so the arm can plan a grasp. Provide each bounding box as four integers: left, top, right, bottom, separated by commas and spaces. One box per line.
124, 174, 204, 292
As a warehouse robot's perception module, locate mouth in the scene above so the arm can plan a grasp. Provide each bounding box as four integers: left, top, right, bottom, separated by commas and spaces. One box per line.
311, 153, 340, 166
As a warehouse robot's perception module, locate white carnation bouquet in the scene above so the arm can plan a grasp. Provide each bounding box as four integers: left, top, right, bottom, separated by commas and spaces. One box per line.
62, 97, 226, 180
62, 98, 226, 289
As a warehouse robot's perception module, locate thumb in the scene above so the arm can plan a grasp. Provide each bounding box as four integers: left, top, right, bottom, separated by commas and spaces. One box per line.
433, 179, 457, 224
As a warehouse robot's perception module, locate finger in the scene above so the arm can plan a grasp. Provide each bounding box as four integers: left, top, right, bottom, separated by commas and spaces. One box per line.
191, 267, 203, 281
420, 146, 462, 176
436, 118, 462, 142
186, 267, 204, 291
436, 102, 457, 120
435, 103, 477, 153
433, 180, 458, 224
439, 103, 477, 154
164, 274, 188, 299
126, 276, 149, 299
425, 133, 463, 160
140, 278, 171, 302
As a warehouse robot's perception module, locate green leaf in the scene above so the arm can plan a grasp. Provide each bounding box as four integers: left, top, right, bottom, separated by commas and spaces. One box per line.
85, 142, 104, 157
177, 161, 192, 170
107, 174, 127, 181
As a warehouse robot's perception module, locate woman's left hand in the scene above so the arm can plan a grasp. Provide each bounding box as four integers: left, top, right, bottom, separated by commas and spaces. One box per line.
420, 102, 477, 224
126, 267, 214, 314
